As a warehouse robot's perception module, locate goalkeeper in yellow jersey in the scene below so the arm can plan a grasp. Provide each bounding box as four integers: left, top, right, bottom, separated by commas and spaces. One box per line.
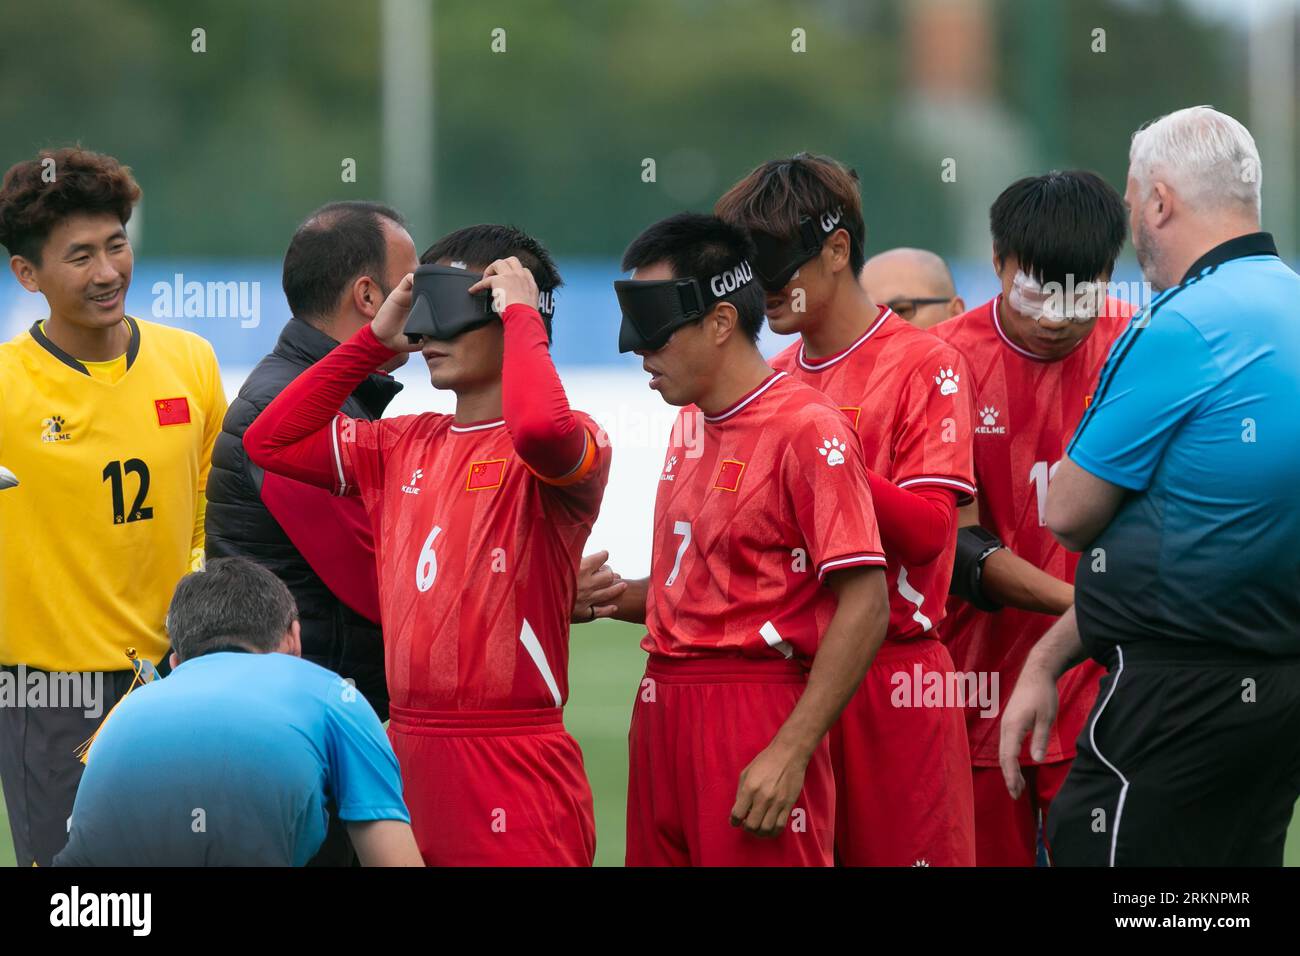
0, 147, 226, 866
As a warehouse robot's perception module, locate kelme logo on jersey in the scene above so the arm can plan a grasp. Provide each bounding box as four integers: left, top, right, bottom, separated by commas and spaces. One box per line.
934, 367, 960, 396
40, 415, 71, 443
713, 458, 745, 492
466, 458, 506, 492
819, 437, 847, 466
402, 468, 424, 496
154, 398, 191, 427
659, 455, 678, 482
975, 406, 1006, 436
709, 260, 754, 298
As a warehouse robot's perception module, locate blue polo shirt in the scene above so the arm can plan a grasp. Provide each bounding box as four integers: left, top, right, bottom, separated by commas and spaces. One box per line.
55, 651, 409, 866
1071, 233, 1300, 659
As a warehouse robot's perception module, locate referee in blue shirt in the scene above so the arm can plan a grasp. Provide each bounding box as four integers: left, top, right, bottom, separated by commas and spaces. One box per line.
55, 558, 422, 866
1000, 106, 1300, 866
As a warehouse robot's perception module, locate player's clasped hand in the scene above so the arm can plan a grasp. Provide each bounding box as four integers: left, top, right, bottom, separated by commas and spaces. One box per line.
572, 550, 626, 623
998, 662, 1060, 800
730, 741, 810, 838
370, 273, 422, 353
467, 256, 539, 315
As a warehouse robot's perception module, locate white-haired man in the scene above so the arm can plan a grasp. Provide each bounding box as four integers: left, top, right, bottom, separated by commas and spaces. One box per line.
1001, 106, 1300, 866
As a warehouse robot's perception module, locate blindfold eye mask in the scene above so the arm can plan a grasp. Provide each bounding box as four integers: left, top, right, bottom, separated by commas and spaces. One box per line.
404, 263, 556, 344
751, 206, 857, 292
615, 260, 756, 353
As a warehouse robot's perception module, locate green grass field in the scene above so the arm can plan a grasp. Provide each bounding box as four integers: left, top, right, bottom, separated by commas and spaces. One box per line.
4, 618, 1299, 867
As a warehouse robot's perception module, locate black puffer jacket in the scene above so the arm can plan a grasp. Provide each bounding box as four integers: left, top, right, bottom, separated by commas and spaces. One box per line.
205, 318, 402, 718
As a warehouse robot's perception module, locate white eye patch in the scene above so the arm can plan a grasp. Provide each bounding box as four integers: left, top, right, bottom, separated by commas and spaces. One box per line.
1009, 270, 1101, 324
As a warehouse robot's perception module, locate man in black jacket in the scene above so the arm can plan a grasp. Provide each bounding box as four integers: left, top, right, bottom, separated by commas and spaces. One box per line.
207, 201, 417, 720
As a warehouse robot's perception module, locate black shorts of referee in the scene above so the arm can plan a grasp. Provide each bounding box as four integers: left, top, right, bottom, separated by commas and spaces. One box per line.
1047, 642, 1300, 866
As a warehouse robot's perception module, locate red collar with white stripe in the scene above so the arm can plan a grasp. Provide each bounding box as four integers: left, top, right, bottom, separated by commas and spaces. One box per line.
797, 306, 894, 372
704, 370, 787, 424
449, 418, 506, 434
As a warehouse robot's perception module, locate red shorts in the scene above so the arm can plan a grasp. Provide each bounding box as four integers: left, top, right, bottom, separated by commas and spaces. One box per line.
626, 655, 835, 866
387, 705, 595, 866
971, 760, 1071, 866
831, 639, 976, 866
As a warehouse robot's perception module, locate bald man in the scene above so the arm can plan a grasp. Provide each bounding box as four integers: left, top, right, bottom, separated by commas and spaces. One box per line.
861, 248, 964, 329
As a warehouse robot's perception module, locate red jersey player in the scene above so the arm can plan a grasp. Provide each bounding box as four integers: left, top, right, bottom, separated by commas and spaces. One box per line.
933, 171, 1132, 865
245, 226, 608, 866
716, 153, 978, 866
605, 213, 889, 866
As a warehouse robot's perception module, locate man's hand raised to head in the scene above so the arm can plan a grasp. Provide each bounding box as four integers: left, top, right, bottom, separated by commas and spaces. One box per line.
370, 273, 422, 353
467, 256, 539, 316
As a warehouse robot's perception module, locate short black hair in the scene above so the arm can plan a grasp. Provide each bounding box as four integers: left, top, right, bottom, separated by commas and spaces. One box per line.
282, 200, 407, 322
990, 170, 1127, 285
620, 212, 765, 343
166, 558, 298, 662
420, 223, 563, 295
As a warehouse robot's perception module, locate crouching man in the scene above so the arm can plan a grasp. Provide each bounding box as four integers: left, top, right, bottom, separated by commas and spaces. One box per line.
55, 558, 421, 867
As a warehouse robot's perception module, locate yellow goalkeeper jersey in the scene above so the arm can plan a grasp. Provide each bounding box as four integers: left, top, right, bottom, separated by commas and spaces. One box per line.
0, 315, 227, 672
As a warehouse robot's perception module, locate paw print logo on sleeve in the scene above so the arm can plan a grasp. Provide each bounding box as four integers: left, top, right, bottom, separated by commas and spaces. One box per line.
935, 368, 960, 396
818, 437, 846, 467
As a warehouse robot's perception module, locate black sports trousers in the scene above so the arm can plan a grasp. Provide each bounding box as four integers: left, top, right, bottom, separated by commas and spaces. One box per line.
1048, 642, 1300, 866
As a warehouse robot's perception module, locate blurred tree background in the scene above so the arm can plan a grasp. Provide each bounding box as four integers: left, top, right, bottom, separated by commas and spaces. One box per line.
0, 0, 1288, 263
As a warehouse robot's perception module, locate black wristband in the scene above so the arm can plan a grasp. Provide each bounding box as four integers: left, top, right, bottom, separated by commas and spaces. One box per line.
951, 525, 1004, 612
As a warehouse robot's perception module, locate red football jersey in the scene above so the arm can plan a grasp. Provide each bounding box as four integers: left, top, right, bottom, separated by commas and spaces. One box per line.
643, 371, 886, 662
772, 307, 977, 642
933, 295, 1132, 765
332, 412, 608, 711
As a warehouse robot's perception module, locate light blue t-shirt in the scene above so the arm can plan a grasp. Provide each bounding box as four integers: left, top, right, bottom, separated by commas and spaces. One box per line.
1070, 234, 1300, 658
56, 651, 409, 866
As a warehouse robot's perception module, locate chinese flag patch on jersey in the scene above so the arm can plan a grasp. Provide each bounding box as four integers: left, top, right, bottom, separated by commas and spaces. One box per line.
465, 458, 507, 491
154, 397, 191, 426
713, 459, 746, 492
